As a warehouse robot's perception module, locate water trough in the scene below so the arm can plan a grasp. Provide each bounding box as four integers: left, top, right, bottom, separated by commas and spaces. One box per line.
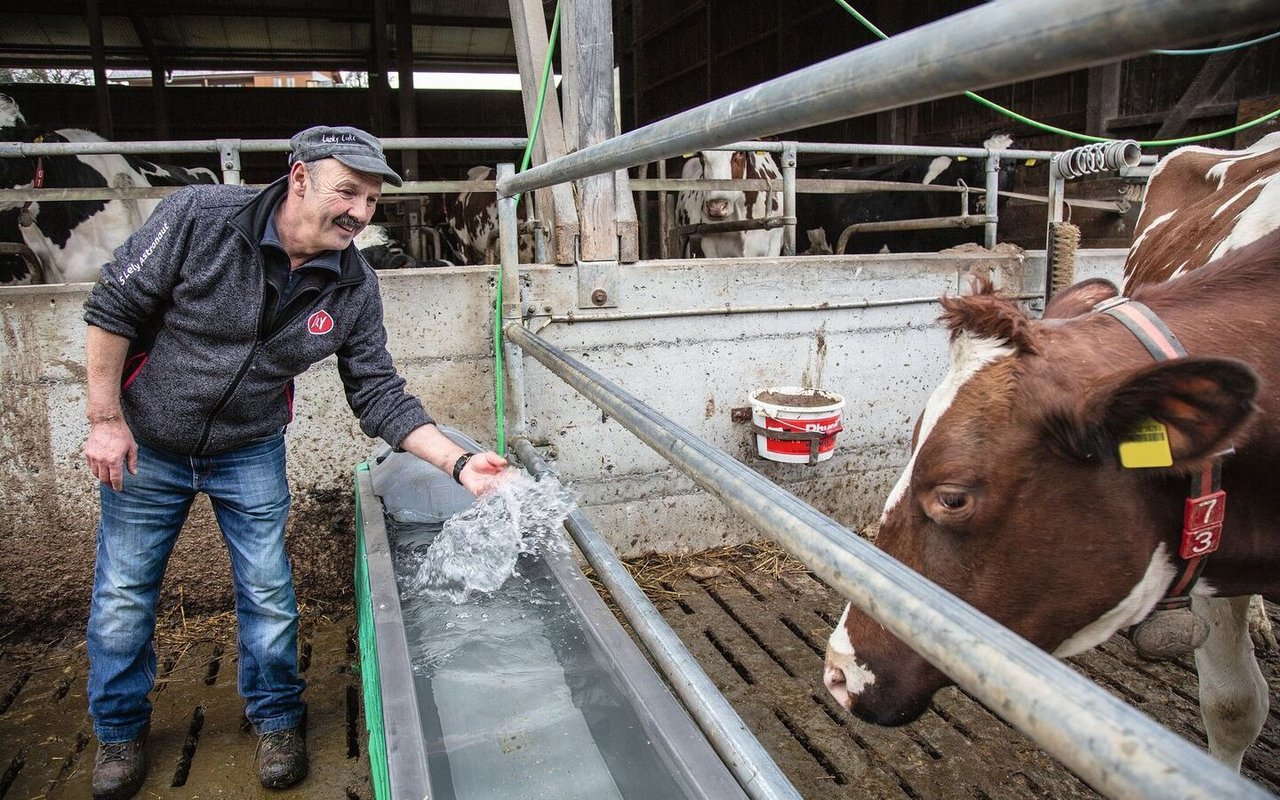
354, 428, 787, 800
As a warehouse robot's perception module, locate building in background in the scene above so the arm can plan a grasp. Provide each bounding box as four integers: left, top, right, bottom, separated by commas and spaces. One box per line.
108, 69, 340, 88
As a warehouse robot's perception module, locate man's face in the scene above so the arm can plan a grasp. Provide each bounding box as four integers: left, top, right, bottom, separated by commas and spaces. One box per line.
293, 159, 382, 253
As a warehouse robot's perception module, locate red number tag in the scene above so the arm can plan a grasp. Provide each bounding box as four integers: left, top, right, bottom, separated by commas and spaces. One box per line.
1180, 490, 1225, 559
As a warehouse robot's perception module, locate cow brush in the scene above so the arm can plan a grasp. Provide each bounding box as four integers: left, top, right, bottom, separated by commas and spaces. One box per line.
1050, 221, 1081, 293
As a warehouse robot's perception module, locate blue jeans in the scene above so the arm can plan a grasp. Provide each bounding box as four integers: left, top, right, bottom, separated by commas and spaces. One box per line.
87, 435, 305, 743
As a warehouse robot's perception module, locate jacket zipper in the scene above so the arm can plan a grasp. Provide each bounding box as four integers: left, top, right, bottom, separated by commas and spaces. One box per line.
195, 223, 269, 454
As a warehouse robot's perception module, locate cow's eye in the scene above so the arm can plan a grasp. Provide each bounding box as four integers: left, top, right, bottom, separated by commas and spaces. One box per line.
924, 484, 975, 523
938, 490, 968, 509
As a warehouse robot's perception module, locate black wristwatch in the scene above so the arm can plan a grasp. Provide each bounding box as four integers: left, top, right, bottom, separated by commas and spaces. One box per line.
451, 452, 476, 485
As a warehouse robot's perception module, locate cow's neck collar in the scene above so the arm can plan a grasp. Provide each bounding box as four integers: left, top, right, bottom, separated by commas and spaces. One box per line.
17, 134, 45, 228
1093, 295, 1231, 657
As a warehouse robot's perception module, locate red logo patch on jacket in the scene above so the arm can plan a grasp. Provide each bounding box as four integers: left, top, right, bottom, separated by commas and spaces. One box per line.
307, 310, 334, 335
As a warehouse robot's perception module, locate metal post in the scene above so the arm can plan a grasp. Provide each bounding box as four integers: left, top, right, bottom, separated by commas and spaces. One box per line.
657, 159, 669, 260
499, 0, 1280, 197
984, 152, 1000, 248
501, 323, 1270, 800
1045, 167, 1067, 304
497, 164, 527, 439
511, 438, 802, 800
780, 142, 797, 257
636, 162, 650, 259
217, 139, 242, 185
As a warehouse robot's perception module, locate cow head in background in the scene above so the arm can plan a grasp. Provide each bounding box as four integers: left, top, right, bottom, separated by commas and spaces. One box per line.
823, 235, 1280, 766
676, 149, 783, 259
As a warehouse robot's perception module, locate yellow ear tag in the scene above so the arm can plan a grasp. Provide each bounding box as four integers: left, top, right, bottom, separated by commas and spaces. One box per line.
1118, 418, 1173, 468
1024, 158, 1038, 167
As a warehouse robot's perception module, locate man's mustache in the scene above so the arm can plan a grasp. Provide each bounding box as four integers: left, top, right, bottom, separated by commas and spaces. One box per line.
334, 213, 364, 232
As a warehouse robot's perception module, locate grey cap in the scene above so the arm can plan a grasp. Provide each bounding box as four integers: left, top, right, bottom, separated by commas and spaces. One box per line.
288, 125, 403, 187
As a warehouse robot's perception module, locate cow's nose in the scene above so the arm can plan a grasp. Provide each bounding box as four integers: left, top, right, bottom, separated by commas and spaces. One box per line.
704, 199, 730, 219
824, 664, 852, 709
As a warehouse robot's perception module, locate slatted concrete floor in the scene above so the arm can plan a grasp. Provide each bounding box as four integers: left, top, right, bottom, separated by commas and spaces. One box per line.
649, 567, 1280, 800
0, 622, 369, 799
1, 579, 1277, 799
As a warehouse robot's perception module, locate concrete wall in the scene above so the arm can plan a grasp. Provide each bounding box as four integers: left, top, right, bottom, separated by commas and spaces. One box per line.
0, 250, 1127, 636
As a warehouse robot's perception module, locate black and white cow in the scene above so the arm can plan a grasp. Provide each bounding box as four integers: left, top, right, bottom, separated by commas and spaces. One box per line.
353, 224, 455, 270
797, 133, 1014, 254
0, 95, 218, 284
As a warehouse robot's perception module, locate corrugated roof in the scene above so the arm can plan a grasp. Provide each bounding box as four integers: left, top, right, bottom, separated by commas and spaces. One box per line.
0, 0, 535, 73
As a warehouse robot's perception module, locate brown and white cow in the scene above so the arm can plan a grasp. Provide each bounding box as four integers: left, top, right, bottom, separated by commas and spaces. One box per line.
823, 143, 1280, 771
425, 165, 534, 265
675, 150, 783, 259
1124, 132, 1280, 292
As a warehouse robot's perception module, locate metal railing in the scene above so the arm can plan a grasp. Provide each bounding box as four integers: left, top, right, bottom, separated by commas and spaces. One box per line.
498, 0, 1277, 200
0, 135, 529, 264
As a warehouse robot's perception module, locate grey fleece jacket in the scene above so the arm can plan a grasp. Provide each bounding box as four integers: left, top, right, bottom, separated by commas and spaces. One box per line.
83, 177, 433, 455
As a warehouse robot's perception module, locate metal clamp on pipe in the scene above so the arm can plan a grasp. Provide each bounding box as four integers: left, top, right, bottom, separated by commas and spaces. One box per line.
1051, 140, 1142, 180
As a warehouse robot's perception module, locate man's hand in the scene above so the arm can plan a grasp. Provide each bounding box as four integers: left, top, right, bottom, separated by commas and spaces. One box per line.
398, 423, 510, 495
458, 451, 509, 496
84, 417, 138, 491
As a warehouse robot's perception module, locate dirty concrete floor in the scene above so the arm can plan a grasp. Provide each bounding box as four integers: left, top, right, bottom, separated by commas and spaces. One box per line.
0, 619, 368, 800
2, 578, 1278, 799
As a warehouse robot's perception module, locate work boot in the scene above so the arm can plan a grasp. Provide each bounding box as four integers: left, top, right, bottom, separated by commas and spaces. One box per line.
257, 726, 308, 789
92, 724, 148, 800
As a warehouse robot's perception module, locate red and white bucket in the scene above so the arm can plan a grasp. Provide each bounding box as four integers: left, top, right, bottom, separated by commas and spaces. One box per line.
749, 386, 845, 464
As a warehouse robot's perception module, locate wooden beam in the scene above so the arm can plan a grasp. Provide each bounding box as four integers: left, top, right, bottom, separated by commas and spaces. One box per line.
1086, 62, 1121, 138
508, 0, 579, 264
369, 0, 390, 136
569, 0, 619, 262
1153, 47, 1246, 141
126, 8, 170, 139
394, 0, 418, 180
87, 0, 114, 139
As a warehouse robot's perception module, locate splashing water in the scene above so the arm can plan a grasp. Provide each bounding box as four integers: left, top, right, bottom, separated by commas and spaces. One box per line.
413, 468, 576, 603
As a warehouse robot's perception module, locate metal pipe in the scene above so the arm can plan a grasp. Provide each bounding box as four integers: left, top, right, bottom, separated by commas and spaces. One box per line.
509, 438, 802, 800
653, 139, 1066, 161
498, 0, 1278, 197
0, 137, 528, 158
634, 177, 993, 195
0, 179, 530, 204
497, 163, 528, 438
544, 292, 1042, 324
675, 217, 790, 236
780, 143, 797, 257
984, 153, 1000, 248
656, 159, 669, 259
501, 323, 1269, 800
835, 214, 993, 253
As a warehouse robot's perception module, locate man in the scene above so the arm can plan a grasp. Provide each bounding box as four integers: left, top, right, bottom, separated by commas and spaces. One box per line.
81, 125, 507, 799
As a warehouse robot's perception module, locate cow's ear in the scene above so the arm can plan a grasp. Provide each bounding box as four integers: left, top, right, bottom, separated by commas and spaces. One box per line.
1043, 278, 1119, 320
1092, 358, 1258, 467
938, 288, 1038, 354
